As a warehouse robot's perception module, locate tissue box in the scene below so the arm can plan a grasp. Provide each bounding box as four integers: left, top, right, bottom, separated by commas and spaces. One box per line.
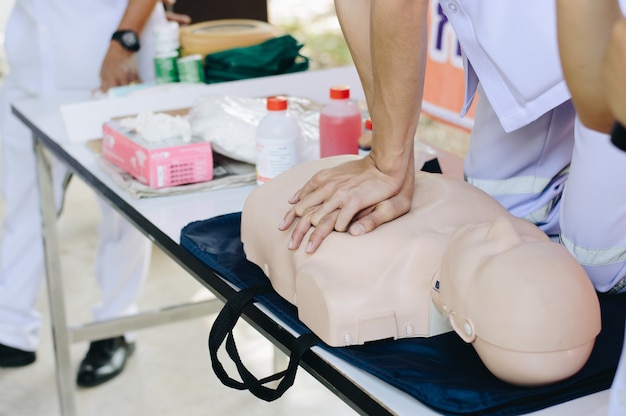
102, 119, 213, 189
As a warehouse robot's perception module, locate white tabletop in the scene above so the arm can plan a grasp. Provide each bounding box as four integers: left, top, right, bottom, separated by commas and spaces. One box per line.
12, 66, 610, 416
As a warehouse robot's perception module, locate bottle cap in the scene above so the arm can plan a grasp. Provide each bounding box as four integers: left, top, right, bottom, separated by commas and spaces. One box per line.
365, 118, 372, 130
330, 85, 350, 99
267, 96, 288, 111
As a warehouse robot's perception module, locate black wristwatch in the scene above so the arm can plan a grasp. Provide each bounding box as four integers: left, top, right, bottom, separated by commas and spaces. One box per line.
111, 30, 141, 52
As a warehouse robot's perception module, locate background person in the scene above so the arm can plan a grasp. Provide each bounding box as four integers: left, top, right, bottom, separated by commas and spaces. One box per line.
0, 0, 165, 387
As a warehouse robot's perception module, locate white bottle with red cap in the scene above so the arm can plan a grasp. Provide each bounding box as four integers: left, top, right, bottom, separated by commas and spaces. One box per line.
319, 85, 362, 158
255, 96, 301, 184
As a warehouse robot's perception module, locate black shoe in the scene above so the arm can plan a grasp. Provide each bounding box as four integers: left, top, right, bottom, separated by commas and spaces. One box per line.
0, 343, 36, 367
76, 336, 135, 387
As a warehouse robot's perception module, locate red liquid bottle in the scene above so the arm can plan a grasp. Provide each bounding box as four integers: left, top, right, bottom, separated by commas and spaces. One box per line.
319, 86, 362, 158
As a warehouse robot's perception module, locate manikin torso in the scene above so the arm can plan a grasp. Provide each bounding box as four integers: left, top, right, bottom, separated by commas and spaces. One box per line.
241, 155, 601, 386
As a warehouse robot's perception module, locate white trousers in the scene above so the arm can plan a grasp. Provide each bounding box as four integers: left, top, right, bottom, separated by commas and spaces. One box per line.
465, 86, 626, 293
0, 75, 151, 351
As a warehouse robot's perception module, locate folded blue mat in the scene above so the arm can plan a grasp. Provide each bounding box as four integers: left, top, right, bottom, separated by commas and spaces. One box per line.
181, 211, 626, 415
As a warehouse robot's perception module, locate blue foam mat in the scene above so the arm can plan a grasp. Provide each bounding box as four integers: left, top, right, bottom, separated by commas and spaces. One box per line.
181, 212, 626, 415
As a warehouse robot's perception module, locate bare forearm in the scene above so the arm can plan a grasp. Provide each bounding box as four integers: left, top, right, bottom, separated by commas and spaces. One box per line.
335, 0, 428, 177
604, 17, 626, 127
116, 0, 160, 33
280, 0, 427, 251
557, 0, 621, 133
335, 0, 374, 108
370, 0, 428, 177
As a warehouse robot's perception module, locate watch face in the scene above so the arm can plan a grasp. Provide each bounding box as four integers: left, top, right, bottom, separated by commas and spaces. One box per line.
121, 31, 139, 47
113, 30, 140, 52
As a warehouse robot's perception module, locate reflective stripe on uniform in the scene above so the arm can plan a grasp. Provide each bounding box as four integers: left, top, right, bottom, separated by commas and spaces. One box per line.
465, 175, 557, 223
465, 175, 553, 196
560, 234, 626, 267
465, 166, 570, 224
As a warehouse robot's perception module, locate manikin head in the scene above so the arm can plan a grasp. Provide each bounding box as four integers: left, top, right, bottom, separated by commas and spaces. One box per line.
431, 216, 601, 386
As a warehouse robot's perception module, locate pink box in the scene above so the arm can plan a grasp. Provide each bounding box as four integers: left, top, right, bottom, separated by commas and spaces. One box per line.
102, 119, 213, 189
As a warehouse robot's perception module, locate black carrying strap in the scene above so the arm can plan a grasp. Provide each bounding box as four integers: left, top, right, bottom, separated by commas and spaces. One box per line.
209, 286, 321, 402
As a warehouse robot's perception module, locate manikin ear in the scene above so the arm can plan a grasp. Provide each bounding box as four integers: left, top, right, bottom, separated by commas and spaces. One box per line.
448, 311, 476, 343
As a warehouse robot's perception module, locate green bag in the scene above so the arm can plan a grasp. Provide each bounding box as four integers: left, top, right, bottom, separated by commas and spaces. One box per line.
203, 34, 309, 83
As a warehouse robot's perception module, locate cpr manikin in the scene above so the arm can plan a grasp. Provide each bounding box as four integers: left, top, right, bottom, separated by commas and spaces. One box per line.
241, 155, 601, 386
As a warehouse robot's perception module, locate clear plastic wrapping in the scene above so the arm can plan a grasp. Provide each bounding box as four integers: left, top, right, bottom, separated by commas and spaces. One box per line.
187, 95, 323, 164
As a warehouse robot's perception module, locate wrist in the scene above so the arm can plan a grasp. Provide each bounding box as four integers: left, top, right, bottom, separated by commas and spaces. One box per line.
370, 140, 414, 177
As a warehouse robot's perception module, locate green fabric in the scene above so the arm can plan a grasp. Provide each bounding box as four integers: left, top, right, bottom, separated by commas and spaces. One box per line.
203, 35, 309, 84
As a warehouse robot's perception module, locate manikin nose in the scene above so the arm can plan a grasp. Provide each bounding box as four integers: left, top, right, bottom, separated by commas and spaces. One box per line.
485, 216, 522, 249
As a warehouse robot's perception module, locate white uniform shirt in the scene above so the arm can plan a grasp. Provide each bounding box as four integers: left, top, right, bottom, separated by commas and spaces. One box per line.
5, 0, 165, 96
442, 0, 626, 133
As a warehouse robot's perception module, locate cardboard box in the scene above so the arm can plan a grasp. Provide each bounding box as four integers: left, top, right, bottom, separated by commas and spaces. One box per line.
102, 119, 213, 189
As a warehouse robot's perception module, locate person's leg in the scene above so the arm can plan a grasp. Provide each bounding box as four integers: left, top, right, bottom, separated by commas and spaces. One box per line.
464, 85, 576, 238
560, 119, 626, 293
0, 78, 42, 356
91, 197, 151, 322
0, 76, 68, 365
76, 197, 151, 386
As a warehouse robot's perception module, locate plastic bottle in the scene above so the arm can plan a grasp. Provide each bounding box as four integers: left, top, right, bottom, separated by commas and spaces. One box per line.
256, 96, 301, 184
154, 21, 181, 55
319, 85, 362, 158
177, 54, 205, 84
153, 21, 181, 84
358, 117, 372, 156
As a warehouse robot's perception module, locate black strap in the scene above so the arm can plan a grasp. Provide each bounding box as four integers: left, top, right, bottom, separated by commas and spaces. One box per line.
421, 157, 442, 174
209, 286, 321, 401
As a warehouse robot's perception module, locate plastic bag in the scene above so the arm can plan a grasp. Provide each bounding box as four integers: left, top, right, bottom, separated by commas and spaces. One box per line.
187, 95, 322, 164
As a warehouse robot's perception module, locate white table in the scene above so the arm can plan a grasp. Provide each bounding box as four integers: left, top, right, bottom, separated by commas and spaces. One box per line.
12, 66, 610, 416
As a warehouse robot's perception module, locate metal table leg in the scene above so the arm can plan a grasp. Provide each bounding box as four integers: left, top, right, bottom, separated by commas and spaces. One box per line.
33, 137, 77, 416
31, 134, 223, 415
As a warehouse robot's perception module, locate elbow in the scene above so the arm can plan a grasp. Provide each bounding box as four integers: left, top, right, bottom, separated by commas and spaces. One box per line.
575, 109, 614, 134
567, 91, 614, 134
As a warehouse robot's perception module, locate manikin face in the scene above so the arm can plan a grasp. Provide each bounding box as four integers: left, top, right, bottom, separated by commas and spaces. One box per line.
432, 215, 543, 324
434, 216, 536, 301
432, 215, 601, 385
